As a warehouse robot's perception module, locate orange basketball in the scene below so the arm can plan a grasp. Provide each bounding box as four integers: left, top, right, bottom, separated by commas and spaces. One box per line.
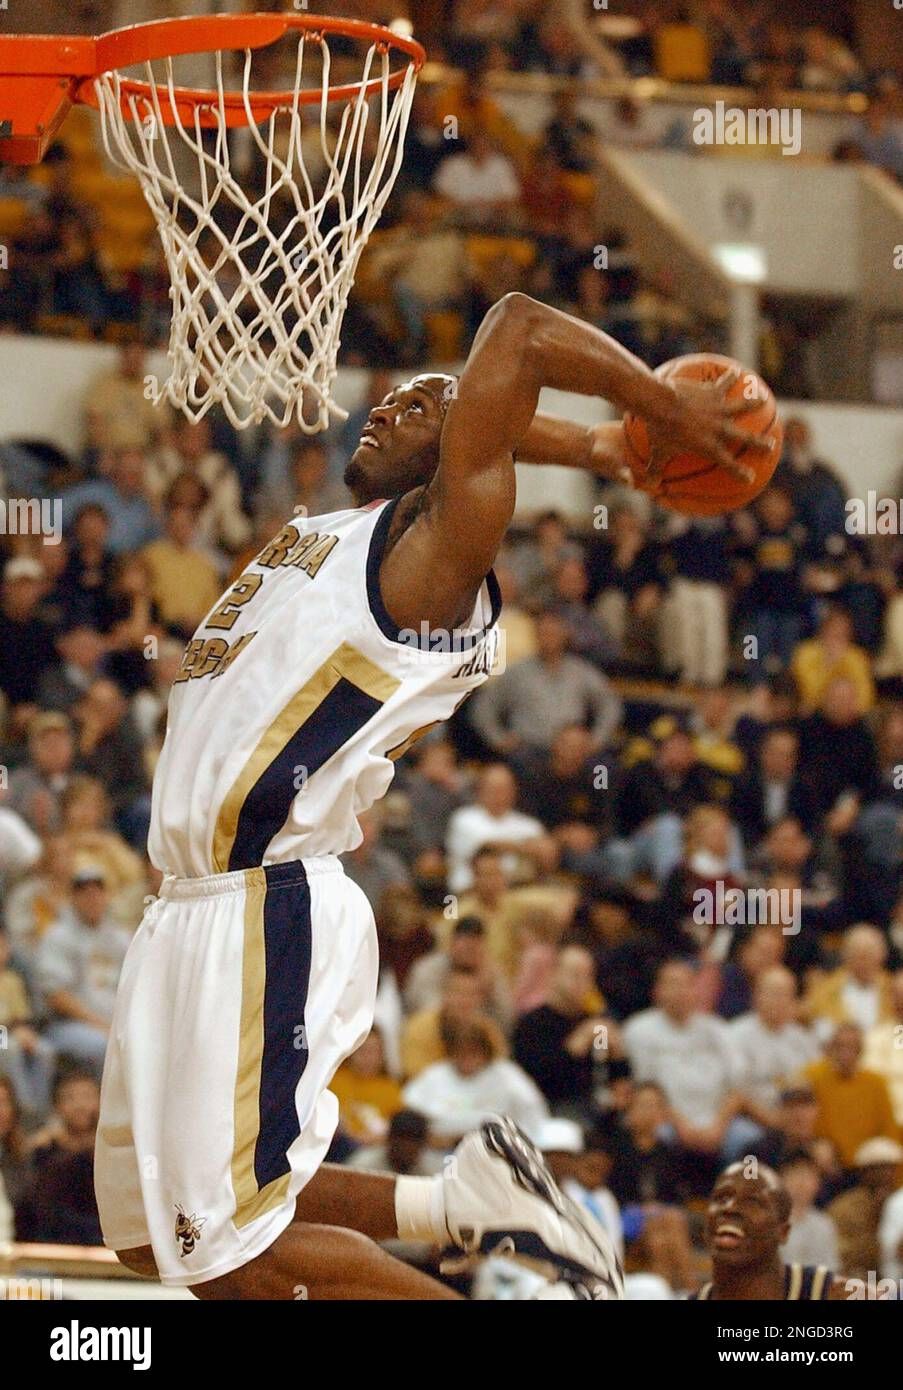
623, 353, 783, 516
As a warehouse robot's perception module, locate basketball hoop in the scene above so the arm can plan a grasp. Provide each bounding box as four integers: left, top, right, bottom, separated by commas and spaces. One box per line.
0, 15, 425, 431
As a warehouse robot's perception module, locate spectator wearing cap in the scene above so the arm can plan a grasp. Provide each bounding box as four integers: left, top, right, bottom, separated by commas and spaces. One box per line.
35, 866, 131, 1078
863, 969, 903, 1129
402, 1019, 548, 1146
347, 1107, 444, 1176
403, 916, 513, 1034
536, 1117, 624, 1262
35, 624, 108, 713
826, 1137, 903, 1280
469, 610, 623, 761
0, 557, 57, 714
603, 714, 726, 887
57, 776, 145, 927
8, 712, 76, 835
61, 449, 160, 556
802, 924, 895, 1043
401, 965, 507, 1080
445, 763, 551, 895
778, 1150, 840, 1271
514, 944, 616, 1122
803, 1022, 899, 1170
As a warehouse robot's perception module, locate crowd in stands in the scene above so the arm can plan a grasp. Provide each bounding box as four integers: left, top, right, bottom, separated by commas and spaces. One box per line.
1, 336, 903, 1294
1, 1, 900, 388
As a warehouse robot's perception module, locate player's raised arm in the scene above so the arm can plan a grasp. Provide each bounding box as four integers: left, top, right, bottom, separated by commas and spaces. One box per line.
380, 292, 765, 632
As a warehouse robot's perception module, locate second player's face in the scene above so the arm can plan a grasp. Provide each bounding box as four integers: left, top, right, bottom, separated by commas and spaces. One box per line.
344, 376, 452, 504
705, 1170, 785, 1267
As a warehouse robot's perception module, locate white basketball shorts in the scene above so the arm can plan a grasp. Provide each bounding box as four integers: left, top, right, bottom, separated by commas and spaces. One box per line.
94, 857, 378, 1286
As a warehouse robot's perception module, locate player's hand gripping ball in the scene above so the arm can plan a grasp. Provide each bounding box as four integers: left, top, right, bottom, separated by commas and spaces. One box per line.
624, 353, 783, 516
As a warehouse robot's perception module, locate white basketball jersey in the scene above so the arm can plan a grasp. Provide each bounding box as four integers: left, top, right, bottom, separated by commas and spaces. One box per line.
148, 497, 502, 877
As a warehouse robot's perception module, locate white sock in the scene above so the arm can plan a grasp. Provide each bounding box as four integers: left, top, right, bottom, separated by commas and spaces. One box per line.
395, 1175, 448, 1243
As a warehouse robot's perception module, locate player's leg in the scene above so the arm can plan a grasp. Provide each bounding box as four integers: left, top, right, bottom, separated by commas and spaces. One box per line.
190, 1222, 460, 1300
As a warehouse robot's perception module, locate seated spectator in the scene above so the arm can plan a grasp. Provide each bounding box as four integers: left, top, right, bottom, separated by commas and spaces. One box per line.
863, 968, 903, 1127
404, 916, 512, 1034
14, 1069, 102, 1245
803, 923, 895, 1042
792, 607, 875, 716
0, 1074, 33, 1213
731, 728, 815, 847
470, 610, 622, 761
803, 1022, 900, 1170
72, 678, 149, 839
401, 965, 506, 1079
141, 477, 224, 635
8, 711, 77, 835
4, 835, 74, 974
58, 776, 145, 926
604, 715, 724, 888
395, 737, 467, 876
130, 638, 183, 746
367, 191, 471, 364
549, 555, 618, 668
608, 1080, 692, 1207
0, 556, 58, 716
103, 553, 169, 697
255, 437, 348, 524
655, 803, 746, 955
83, 341, 172, 458
587, 504, 663, 672
778, 1150, 840, 1271
490, 563, 536, 670
0, 929, 55, 1118
737, 485, 809, 677
658, 515, 731, 687
853, 703, 903, 890
576, 892, 658, 1021
445, 763, 549, 894
827, 1138, 903, 1280
716, 923, 787, 1020
402, 1019, 548, 1144
623, 960, 758, 1173
729, 967, 820, 1128
513, 943, 612, 1122
517, 724, 612, 871
751, 1083, 842, 1195
797, 677, 880, 822
149, 417, 251, 555
330, 1028, 402, 1144
537, 1118, 623, 1261
61, 448, 160, 556
502, 511, 581, 611
433, 127, 521, 230
54, 503, 116, 630
35, 866, 132, 1079
344, 807, 411, 911
347, 1107, 443, 1176
35, 624, 108, 715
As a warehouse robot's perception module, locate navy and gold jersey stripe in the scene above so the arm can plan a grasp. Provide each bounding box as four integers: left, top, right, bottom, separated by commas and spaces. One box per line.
212, 643, 399, 873
232, 861, 313, 1229
691, 1263, 834, 1300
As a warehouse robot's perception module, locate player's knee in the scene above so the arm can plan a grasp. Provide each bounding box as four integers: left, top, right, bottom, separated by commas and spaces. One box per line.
115, 1245, 159, 1279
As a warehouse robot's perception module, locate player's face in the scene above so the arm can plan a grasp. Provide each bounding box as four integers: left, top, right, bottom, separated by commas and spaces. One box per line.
705, 1168, 786, 1267
344, 375, 455, 505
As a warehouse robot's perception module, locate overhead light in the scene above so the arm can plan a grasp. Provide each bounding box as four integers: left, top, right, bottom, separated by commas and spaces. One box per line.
713, 243, 767, 284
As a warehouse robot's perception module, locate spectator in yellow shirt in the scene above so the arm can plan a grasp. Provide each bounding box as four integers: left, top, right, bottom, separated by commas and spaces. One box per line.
803, 1022, 900, 1169
329, 1029, 403, 1144
791, 607, 875, 716
141, 476, 223, 637
401, 966, 507, 1080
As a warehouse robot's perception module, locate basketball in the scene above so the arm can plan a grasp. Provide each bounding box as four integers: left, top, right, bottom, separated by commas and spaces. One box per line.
623, 353, 783, 516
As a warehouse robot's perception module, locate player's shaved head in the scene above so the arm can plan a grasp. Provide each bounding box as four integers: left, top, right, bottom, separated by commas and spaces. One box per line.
705, 1162, 792, 1270
344, 373, 458, 504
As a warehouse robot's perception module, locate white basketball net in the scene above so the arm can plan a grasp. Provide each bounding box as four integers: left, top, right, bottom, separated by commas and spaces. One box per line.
93, 34, 418, 430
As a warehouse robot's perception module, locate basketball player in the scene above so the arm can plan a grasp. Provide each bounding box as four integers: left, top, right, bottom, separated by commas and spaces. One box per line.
95, 293, 765, 1299
692, 1162, 848, 1301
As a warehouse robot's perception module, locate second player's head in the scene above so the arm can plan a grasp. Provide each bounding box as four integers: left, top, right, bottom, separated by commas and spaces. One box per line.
704, 1162, 791, 1272
344, 374, 457, 504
